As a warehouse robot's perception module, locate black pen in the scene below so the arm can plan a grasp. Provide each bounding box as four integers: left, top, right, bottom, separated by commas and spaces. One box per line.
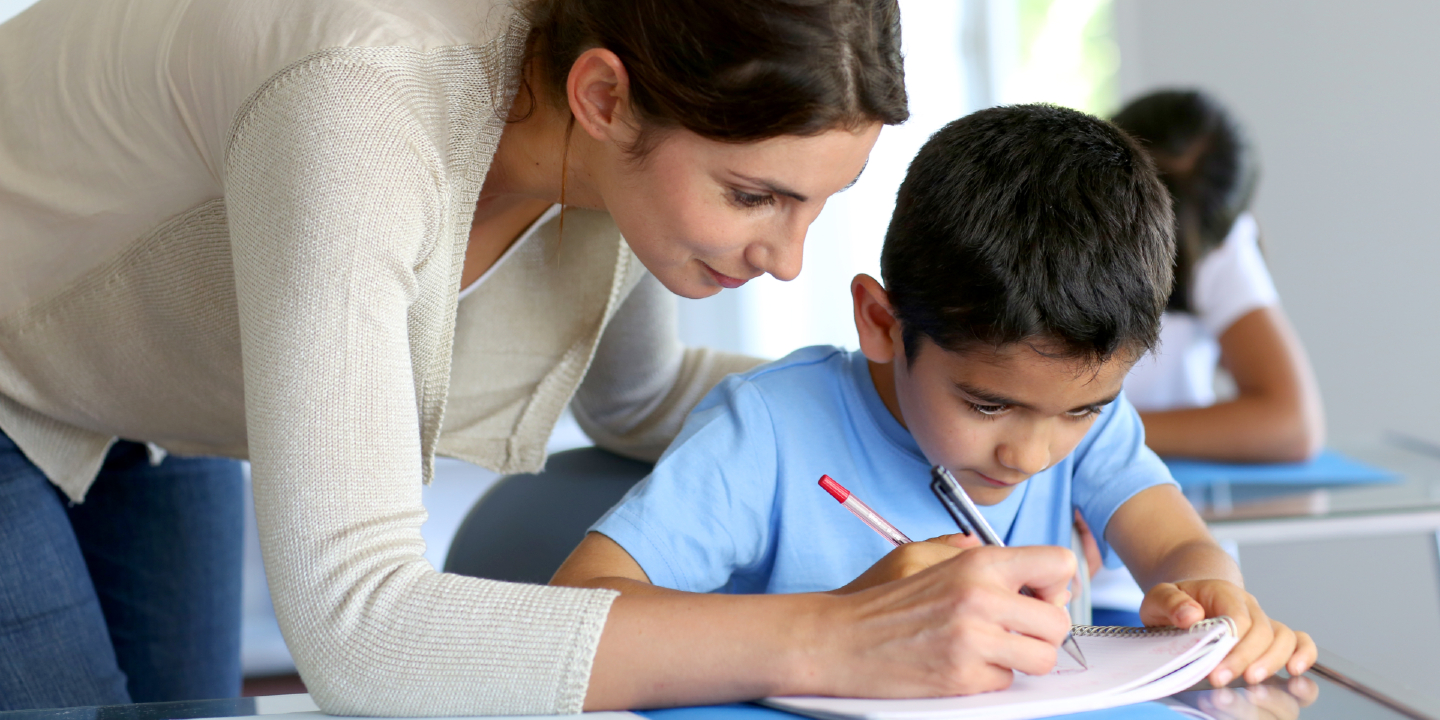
930, 465, 1089, 670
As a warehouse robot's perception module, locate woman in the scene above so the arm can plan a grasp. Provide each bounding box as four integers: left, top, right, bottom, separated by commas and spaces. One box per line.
0, 0, 1077, 713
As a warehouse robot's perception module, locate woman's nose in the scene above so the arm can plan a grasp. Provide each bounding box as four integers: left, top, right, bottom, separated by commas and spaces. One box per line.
747, 220, 807, 282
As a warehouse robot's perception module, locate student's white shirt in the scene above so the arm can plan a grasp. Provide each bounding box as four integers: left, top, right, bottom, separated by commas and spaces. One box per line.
1095, 213, 1279, 612
1125, 213, 1279, 411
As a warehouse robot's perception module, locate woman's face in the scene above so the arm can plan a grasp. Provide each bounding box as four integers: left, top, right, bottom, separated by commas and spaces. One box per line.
596, 124, 882, 299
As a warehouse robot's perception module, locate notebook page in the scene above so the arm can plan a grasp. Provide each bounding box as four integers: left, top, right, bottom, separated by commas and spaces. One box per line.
764, 618, 1237, 720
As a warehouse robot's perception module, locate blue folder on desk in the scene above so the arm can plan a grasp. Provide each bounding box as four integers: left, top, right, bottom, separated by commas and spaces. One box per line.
1162, 448, 1397, 489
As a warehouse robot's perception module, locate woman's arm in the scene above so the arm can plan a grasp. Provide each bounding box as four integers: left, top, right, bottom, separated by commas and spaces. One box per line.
569, 541, 1079, 709
229, 57, 626, 717
572, 271, 764, 461
1106, 485, 1316, 685
1139, 305, 1325, 462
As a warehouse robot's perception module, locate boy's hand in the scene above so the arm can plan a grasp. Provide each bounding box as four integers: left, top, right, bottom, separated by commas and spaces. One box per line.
1141, 579, 1317, 686
832, 533, 983, 594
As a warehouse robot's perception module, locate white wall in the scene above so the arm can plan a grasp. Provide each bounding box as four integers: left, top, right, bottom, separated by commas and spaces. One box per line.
1113, 0, 1440, 447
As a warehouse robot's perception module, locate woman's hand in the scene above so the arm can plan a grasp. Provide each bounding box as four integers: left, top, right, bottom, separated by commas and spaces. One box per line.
811, 545, 1076, 698
1141, 579, 1317, 686
831, 534, 983, 594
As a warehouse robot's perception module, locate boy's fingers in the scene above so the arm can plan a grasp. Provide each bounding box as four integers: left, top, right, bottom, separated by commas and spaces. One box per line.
1192, 585, 1254, 636
1287, 631, 1318, 676
1244, 620, 1297, 684
1212, 598, 1273, 686
1140, 583, 1203, 627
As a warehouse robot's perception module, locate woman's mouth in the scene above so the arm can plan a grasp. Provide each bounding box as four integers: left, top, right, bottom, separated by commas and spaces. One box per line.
703, 263, 749, 289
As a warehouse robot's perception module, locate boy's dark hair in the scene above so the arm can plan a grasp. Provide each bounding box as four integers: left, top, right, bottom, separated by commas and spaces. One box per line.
1111, 89, 1258, 313
880, 104, 1174, 366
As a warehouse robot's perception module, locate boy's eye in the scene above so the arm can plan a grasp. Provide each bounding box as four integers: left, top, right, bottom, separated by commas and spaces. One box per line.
968, 402, 1009, 417
729, 189, 776, 208
1066, 407, 1101, 419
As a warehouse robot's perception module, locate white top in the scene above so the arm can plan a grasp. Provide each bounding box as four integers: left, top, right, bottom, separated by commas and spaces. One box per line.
1124, 213, 1279, 411
457, 204, 562, 302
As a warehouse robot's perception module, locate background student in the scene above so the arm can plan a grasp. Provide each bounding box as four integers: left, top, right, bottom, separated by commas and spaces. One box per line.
1112, 88, 1326, 462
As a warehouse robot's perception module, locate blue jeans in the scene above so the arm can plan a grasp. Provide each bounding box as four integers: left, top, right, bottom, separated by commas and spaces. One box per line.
0, 430, 244, 710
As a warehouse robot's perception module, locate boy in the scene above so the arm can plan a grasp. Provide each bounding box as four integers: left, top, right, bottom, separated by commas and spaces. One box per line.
554, 105, 1314, 688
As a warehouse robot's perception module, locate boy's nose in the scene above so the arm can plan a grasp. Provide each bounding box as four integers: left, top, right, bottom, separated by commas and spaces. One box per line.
997, 437, 1051, 476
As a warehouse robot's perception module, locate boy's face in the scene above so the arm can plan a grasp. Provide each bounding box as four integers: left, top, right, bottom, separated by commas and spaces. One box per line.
886, 338, 1133, 506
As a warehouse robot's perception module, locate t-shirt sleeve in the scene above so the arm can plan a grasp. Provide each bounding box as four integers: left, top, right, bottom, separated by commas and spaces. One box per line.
590, 374, 779, 592
1069, 391, 1178, 568
1191, 212, 1281, 337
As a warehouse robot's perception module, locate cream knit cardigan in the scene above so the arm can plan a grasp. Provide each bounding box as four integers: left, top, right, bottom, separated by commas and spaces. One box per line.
0, 0, 757, 714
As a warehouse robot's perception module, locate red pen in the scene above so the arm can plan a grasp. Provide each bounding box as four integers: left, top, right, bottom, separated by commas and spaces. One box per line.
818, 474, 913, 547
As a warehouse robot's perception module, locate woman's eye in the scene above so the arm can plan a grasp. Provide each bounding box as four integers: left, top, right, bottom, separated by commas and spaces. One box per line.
730, 189, 775, 208
968, 402, 1008, 416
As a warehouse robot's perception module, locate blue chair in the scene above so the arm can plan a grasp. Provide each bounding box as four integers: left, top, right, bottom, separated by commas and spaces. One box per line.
443, 447, 651, 584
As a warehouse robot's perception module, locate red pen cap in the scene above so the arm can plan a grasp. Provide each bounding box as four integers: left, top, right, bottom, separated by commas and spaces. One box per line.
818, 474, 850, 503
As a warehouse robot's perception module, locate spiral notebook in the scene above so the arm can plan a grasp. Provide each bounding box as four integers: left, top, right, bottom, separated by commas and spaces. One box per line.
762, 617, 1239, 720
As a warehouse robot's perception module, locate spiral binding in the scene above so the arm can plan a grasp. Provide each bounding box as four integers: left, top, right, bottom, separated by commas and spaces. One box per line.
1072, 616, 1237, 638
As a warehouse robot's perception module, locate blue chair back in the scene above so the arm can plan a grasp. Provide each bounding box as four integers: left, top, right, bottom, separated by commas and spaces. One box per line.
443, 447, 651, 584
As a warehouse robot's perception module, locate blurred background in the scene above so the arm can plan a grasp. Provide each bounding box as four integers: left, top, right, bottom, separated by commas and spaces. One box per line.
5, 0, 1438, 695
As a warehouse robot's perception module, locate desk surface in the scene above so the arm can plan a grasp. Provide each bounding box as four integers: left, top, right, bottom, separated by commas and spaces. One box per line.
2, 653, 1434, 720
1184, 441, 1440, 530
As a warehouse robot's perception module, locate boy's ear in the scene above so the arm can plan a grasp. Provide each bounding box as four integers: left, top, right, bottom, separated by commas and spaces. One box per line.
852, 273, 901, 364
567, 48, 640, 146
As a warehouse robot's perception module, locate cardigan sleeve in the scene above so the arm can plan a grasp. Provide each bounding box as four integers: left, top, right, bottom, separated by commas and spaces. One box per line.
571, 271, 765, 462
225, 57, 616, 716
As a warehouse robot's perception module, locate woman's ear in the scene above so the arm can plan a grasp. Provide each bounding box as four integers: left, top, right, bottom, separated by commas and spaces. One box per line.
853, 274, 901, 364
567, 48, 639, 146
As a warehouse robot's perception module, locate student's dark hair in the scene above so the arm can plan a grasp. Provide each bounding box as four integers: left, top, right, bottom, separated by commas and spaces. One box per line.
881, 104, 1174, 366
1111, 89, 1258, 313
520, 0, 909, 155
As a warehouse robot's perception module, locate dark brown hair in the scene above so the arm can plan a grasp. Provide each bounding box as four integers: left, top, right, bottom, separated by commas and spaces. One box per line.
1112, 89, 1258, 313
519, 0, 910, 154
881, 105, 1175, 366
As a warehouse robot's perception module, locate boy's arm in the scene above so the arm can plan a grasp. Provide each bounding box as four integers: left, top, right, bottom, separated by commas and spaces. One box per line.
553, 531, 673, 596
1106, 485, 1317, 685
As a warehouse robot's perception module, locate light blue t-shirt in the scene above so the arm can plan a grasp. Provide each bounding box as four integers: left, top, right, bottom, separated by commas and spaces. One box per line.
592, 346, 1174, 594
